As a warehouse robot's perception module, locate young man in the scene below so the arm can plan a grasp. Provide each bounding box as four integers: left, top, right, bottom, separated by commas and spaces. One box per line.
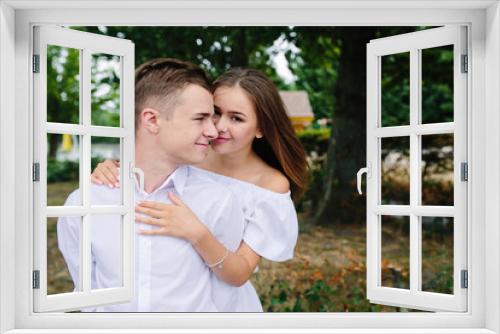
57, 58, 244, 312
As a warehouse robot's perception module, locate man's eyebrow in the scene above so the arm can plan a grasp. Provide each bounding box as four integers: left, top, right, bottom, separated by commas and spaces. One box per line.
193, 112, 212, 117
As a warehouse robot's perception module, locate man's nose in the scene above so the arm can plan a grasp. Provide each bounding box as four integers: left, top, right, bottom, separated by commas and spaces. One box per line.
204, 119, 218, 139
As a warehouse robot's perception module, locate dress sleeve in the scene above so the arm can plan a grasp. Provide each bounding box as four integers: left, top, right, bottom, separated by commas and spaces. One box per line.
243, 192, 298, 262
210, 188, 245, 252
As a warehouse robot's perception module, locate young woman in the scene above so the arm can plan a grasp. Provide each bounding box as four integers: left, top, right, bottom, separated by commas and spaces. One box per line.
91, 68, 309, 311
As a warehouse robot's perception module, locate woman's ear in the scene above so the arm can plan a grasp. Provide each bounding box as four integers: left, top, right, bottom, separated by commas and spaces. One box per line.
255, 130, 263, 139
139, 108, 161, 133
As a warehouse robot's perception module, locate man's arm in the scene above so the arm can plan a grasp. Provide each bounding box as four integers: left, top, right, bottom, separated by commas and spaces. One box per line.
56, 192, 81, 291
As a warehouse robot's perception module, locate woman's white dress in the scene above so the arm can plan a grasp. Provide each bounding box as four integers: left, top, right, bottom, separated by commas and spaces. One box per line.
192, 167, 299, 312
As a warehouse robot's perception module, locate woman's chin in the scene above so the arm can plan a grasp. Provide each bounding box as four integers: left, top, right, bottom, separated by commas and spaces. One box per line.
211, 143, 231, 155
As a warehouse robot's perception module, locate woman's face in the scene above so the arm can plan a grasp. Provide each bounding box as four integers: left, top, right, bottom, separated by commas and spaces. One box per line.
211, 85, 262, 155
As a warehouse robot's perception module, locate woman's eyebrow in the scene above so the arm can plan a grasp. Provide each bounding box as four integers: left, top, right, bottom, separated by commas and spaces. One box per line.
213, 106, 247, 117
228, 111, 247, 117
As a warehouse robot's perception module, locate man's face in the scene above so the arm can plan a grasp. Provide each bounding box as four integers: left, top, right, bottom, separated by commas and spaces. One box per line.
157, 84, 217, 165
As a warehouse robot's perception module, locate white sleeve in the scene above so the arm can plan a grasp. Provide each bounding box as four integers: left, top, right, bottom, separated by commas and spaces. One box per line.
56, 190, 81, 291
209, 190, 246, 312
243, 194, 299, 261
210, 190, 245, 252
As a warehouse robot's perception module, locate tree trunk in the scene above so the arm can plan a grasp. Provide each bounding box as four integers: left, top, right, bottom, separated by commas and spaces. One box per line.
48, 133, 60, 160
231, 27, 248, 67
313, 27, 377, 226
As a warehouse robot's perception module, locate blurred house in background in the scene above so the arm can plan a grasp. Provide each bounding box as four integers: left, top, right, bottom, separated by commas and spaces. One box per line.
279, 91, 314, 131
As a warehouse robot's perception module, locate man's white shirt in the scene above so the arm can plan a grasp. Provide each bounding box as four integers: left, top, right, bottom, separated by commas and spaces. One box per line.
57, 165, 244, 312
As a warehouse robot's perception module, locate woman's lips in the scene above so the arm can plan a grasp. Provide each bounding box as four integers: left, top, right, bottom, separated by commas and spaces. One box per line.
212, 137, 230, 145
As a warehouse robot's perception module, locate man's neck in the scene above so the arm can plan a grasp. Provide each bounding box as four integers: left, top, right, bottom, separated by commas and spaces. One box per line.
134, 141, 179, 194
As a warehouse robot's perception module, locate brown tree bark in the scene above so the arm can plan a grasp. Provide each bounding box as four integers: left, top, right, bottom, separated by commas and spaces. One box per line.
313, 27, 377, 226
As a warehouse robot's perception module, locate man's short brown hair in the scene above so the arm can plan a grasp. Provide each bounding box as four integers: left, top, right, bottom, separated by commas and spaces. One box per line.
134, 58, 212, 129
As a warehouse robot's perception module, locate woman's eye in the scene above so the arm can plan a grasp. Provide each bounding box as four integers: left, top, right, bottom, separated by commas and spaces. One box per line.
231, 116, 243, 122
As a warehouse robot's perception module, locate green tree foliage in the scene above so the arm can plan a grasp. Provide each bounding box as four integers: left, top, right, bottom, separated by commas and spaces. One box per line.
47, 45, 80, 158
48, 26, 453, 227
80, 26, 287, 81
286, 27, 340, 120
90, 53, 121, 128
307, 27, 454, 226
381, 52, 410, 127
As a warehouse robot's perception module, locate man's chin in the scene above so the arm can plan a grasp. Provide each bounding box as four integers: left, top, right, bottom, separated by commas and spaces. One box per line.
182, 152, 207, 165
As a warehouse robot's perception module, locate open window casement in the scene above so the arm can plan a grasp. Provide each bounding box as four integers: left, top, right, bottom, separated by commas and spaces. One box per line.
33, 26, 136, 312
360, 26, 467, 312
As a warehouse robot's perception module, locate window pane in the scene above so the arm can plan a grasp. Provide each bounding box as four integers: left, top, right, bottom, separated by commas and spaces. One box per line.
381, 52, 410, 127
91, 53, 121, 127
381, 137, 410, 205
48, 216, 81, 294
421, 217, 454, 294
90, 136, 122, 205
421, 45, 454, 124
381, 215, 410, 289
421, 134, 454, 206
47, 134, 81, 206
47, 45, 80, 124
90, 214, 123, 290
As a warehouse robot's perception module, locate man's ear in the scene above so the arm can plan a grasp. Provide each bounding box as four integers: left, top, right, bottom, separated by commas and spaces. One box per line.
139, 108, 161, 133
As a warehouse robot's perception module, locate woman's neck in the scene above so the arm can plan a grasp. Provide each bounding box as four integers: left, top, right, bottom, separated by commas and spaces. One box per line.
198, 146, 263, 179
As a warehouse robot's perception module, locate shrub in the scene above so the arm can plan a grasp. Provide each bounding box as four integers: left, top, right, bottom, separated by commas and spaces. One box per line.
47, 157, 106, 183
296, 127, 331, 155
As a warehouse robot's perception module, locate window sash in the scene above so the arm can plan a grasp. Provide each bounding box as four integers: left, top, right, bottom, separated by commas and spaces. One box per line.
32, 25, 136, 312
366, 26, 468, 312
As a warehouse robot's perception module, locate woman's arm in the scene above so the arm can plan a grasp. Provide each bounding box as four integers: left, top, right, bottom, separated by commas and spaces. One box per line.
91, 159, 120, 188
136, 192, 260, 287
194, 230, 261, 287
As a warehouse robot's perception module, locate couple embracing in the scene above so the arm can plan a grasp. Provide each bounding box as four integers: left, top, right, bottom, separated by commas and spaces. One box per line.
58, 58, 308, 312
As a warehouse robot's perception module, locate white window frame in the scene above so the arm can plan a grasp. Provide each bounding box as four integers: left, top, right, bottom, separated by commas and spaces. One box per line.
0, 1, 499, 333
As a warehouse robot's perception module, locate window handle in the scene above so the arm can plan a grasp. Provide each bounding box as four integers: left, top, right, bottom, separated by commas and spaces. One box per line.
357, 162, 371, 195
130, 164, 145, 192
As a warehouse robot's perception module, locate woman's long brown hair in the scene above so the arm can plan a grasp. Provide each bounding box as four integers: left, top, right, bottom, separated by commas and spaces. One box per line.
213, 68, 309, 203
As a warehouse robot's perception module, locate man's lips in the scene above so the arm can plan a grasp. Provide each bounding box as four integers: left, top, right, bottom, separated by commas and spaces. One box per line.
195, 143, 209, 148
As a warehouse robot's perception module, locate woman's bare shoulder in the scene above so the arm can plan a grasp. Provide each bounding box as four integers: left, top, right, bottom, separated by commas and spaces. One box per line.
257, 166, 290, 194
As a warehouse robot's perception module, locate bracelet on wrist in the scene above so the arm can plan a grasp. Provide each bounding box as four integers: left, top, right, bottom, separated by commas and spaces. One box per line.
206, 248, 229, 269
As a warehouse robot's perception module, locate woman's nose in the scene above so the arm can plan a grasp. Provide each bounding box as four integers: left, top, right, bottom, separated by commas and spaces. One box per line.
215, 117, 228, 133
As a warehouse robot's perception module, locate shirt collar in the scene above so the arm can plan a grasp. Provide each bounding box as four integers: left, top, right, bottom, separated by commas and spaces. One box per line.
166, 165, 188, 196
135, 165, 189, 197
